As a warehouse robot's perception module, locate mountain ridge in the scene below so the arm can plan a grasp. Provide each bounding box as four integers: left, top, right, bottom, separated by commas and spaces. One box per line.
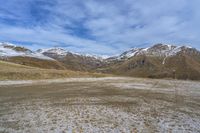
1, 42, 199, 60
102, 43, 200, 80
0, 42, 54, 60
109, 43, 198, 60
1, 42, 200, 80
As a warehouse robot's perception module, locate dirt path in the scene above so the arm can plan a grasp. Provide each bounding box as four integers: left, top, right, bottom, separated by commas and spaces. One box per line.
0, 77, 128, 86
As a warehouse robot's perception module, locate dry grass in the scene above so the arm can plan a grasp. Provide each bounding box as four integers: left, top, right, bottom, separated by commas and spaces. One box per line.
0, 60, 109, 80
1, 56, 66, 70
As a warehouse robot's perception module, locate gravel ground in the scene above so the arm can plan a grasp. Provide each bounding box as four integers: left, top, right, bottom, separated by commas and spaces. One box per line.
0, 77, 200, 133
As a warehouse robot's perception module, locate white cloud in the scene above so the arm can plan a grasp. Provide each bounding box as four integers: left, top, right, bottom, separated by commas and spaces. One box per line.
0, 0, 199, 55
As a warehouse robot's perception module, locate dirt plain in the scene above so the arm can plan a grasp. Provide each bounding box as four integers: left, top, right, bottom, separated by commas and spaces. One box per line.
0, 77, 200, 133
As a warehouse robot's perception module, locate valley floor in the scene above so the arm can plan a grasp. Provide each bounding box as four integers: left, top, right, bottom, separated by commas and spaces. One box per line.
0, 77, 200, 133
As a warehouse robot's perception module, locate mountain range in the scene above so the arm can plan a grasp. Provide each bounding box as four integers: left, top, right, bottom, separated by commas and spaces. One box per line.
1, 42, 200, 80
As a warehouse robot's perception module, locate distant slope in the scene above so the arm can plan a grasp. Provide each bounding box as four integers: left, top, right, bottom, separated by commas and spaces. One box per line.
0, 43, 104, 71
0, 42, 66, 69
0, 42, 53, 60
39, 48, 104, 71
0, 60, 107, 80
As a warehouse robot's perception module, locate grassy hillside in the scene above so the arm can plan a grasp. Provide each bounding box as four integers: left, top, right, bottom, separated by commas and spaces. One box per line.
99, 54, 200, 80
1, 56, 66, 70
0, 60, 108, 80
43, 52, 104, 72
100, 55, 165, 77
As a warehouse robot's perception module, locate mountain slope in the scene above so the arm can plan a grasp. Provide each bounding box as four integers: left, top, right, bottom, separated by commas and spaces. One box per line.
0, 43, 66, 69
101, 44, 200, 80
0, 60, 107, 80
2, 56, 66, 70
39, 48, 104, 72
0, 42, 53, 60
1, 42, 200, 80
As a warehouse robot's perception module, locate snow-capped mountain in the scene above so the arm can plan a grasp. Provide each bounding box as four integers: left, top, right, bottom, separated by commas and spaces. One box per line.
1, 42, 200, 80
37, 47, 106, 60
114, 43, 198, 60
0, 42, 53, 60
0, 42, 106, 71
103, 43, 200, 80
38, 47, 105, 71
37, 48, 71, 56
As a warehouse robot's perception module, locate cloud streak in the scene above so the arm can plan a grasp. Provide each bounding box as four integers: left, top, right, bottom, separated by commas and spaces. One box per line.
0, 0, 200, 55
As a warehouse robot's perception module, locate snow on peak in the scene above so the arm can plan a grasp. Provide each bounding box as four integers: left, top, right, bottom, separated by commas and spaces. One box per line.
38, 47, 108, 60
37, 47, 70, 56
119, 47, 150, 59
83, 53, 109, 60
117, 43, 195, 60
120, 48, 140, 58
0, 42, 16, 47
0, 42, 54, 60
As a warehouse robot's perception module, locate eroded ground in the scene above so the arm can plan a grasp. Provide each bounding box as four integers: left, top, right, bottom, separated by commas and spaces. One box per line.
0, 77, 200, 133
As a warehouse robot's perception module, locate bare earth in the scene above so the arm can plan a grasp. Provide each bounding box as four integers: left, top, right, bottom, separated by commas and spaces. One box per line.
0, 77, 200, 133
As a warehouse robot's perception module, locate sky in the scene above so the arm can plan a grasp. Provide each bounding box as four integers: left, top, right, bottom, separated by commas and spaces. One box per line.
0, 0, 200, 56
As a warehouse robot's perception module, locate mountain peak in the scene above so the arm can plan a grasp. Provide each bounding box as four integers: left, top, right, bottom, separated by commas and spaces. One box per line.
38, 47, 107, 60
150, 43, 176, 50
0, 42, 32, 53
0, 42, 53, 60
116, 43, 198, 60
37, 47, 70, 56
0, 42, 16, 47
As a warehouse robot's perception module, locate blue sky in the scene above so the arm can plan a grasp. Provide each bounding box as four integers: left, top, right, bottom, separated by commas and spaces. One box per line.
0, 0, 200, 55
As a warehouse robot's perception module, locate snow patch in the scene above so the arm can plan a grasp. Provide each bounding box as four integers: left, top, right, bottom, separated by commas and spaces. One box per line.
37, 48, 70, 56
116, 43, 193, 61
38, 47, 107, 60
0, 42, 54, 60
